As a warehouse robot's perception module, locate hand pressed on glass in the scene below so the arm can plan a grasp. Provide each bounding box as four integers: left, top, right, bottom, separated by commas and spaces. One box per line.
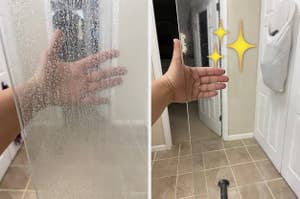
31, 30, 127, 106
1, 29, 127, 153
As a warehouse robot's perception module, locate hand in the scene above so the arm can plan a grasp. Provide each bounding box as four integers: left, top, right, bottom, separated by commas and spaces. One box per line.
163, 39, 228, 103
32, 30, 127, 106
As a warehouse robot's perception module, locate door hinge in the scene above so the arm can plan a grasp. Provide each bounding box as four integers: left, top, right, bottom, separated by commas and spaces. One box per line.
216, 2, 220, 12
219, 115, 222, 122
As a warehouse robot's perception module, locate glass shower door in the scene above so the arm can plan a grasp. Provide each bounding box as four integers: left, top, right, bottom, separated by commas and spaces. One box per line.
1, 0, 148, 198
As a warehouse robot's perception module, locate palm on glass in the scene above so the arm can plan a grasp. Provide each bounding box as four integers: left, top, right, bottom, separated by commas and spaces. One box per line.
164, 39, 228, 102
34, 30, 127, 106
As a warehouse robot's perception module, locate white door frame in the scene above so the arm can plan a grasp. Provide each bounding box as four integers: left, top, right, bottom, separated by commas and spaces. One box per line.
219, 0, 254, 141
219, 0, 230, 140
151, 3, 172, 151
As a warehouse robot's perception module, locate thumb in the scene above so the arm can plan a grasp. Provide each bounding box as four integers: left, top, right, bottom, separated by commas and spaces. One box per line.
171, 39, 182, 65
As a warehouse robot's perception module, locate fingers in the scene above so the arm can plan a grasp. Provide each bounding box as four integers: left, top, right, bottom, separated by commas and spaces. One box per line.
198, 91, 218, 98
194, 67, 225, 77
199, 83, 226, 92
171, 39, 182, 65
200, 75, 229, 84
48, 30, 64, 60
75, 50, 120, 69
81, 95, 109, 105
88, 77, 123, 92
88, 66, 127, 82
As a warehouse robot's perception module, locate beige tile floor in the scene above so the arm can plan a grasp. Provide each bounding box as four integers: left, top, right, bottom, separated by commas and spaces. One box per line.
0, 146, 36, 199
0, 103, 298, 199
152, 103, 298, 199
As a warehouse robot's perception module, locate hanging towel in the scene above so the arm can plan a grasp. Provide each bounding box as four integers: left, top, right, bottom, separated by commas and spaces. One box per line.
261, 0, 296, 92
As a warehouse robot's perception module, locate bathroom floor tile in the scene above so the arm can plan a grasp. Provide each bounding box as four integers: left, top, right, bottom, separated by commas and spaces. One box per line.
232, 163, 263, 186
11, 147, 28, 166
152, 158, 178, 178
208, 188, 240, 199
176, 173, 195, 198
23, 191, 37, 199
0, 191, 23, 199
176, 172, 207, 198
193, 171, 207, 195
247, 145, 268, 161
205, 167, 236, 192
180, 195, 208, 199
200, 140, 224, 152
225, 147, 252, 164
267, 179, 297, 199
152, 176, 176, 199
242, 138, 258, 146
239, 183, 273, 199
0, 166, 30, 189
256, 160, 281, 180
223, 140, 244, 149
156, 145, 179, 160
178, 155, 204, 174
180, 142, 192, 156
153, 117, 297, 199
191, 141, 203, 155
203, 150, 229, 169
27, 178, 34, 190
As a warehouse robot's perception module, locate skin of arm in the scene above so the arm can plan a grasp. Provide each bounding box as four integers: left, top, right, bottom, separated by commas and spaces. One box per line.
0, 88, 20, 154
0, 30, 127, 154
152, 39, 229, 124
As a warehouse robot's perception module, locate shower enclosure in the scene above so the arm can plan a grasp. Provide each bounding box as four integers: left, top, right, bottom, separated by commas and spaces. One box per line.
0, 0, 148, 198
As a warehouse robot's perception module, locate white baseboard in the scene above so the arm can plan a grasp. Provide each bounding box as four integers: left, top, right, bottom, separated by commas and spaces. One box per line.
152, 144, 172, 152
0, 142, 21, 181
223, 132, 254, 141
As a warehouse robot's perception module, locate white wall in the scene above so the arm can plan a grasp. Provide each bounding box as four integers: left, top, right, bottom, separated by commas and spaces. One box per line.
113, 0, 148, 122
226, 0, 261, 136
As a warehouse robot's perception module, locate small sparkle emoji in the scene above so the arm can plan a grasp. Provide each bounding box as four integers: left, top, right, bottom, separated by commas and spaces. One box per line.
214, 19, 228, 43
227, 21, 256, 72
208, 45, 222, 67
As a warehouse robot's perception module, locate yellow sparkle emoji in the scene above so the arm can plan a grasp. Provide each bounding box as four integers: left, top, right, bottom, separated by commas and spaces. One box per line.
214, 19, 228, 43
227, 21, 256, 72
208, 45, 222, 67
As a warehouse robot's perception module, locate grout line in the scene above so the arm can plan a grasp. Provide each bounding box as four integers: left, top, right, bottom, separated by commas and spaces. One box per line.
154, 145, 259, 161
179, 194, 208, 199
0, 189, 26, 192
224, 148, 242, 199
152, 158, 270, 179
254, 164, 276, 199
174, 144, 181, 199
20, 175, 31, 199
244, 144, 276, 199
202, 150, 209, 197
6, 165, 29, 168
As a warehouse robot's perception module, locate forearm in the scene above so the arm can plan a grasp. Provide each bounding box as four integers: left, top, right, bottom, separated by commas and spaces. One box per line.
0, 78, 46, 154
0, 88, 20, 154
151, 75, 174, 125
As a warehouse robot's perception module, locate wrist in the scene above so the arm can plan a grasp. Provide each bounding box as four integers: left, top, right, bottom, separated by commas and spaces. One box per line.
160, 74, 175, 105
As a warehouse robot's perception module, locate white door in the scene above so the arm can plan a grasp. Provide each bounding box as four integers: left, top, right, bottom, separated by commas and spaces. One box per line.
281, 21, 300, 198
193, 0, 222, 136
254, 0, 296, 171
